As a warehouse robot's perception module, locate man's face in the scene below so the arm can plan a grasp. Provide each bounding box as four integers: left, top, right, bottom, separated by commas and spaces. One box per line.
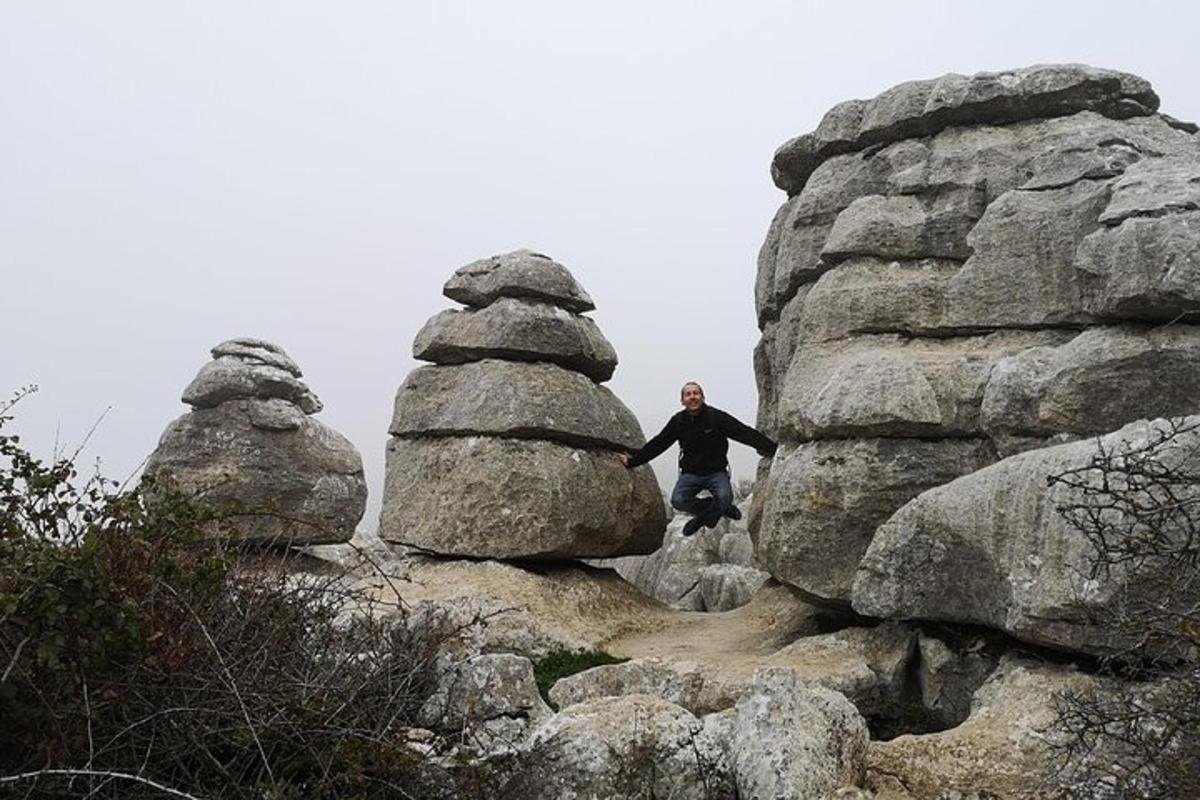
681, 384, 705, 413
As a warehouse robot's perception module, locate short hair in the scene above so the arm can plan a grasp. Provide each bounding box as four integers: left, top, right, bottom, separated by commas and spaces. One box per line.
680, 381, 705, 400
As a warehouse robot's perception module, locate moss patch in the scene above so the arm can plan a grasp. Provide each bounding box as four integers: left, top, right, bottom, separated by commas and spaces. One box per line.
532, 648, 629, 710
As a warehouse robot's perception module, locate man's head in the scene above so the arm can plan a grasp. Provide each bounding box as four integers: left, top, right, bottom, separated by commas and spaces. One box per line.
680, 381, 705, 414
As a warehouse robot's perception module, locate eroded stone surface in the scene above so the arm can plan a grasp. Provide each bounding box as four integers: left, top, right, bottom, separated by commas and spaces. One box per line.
412, 297, 617, 382
146, 400, 366, 544
755, 439, 995, 602
380, 436, 665, 560
443, 249, 595, 313
389, 360, 643, 451
772, 64, 1158, 194
734, 668, 869, 800
852, 416, 1200, 655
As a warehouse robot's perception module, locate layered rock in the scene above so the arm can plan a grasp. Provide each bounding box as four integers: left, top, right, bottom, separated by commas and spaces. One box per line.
381, 251, 665, 559
752, 64, 1200, 604
145, 338, 366, 544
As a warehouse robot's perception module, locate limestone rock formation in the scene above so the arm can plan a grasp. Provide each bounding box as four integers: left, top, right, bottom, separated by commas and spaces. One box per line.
381, 251, 666, 559
865, 656, 1104, 799
752, 64, 1200, 603
508, 695, 735, 799
417, 653, 551, 753
145, 338, 367, 544
852, 416, 1200, 656
734, 669, 869, 799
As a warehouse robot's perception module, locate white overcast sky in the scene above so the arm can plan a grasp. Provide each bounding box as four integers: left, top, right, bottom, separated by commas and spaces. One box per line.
4, 1, 1198, 531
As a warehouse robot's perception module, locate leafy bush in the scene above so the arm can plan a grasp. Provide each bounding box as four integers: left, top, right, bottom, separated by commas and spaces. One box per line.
0, 390, 452, 799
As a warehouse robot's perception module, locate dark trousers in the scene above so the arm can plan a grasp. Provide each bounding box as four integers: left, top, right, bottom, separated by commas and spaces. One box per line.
670, 470, 733, 530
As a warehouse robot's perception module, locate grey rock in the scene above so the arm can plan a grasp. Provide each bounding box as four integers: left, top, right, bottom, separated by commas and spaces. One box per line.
1098, 154, 1200, 225
145, 400, 366, 544
981, 324, 1200, 438
379, 436, 666, 560
758, 111, 1192, 322
851, 416, 1200, 655
412, 298, 617, 382
1077, 210, 1200, 321
717, 530, 756, 567
779, 331, 1072, 440
915, 632, 998, 729
699, 564, 770, 612
755, 199, 793, 325
754, 286, 810, 437
772, 64, 1158, 194
549, 658, 736, 716
210, 337, 302, 376
182, 356, 323, 414
944, 179, 1112, 328
512, 695, 735, 800
418, 653, 551, 753
601, 514, 728, 610
796, 257, 962, 342
734, 668, 869, 800
443, 249, 595, 313
821, 190, 982, 264
389, 360, 644, 451
755, 438, 995, 602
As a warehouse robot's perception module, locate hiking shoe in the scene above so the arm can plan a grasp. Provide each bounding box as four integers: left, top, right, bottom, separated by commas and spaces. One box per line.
723, 505, 743, 521
681, 516, 705, 537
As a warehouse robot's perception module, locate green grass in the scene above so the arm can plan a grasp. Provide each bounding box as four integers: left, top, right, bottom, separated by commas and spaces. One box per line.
532, 648, 629, 710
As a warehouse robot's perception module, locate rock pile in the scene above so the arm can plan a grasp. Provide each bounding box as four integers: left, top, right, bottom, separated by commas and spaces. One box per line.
752, 63, 1200, 605
145, 338, 367, 544
595, 493, 770, 611
380, 249, 666, 559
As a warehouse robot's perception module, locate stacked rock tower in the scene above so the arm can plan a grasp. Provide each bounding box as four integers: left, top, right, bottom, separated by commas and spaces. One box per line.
380, 249, 667, 559
146, 338, 368, 544
751, 64, 1200, 605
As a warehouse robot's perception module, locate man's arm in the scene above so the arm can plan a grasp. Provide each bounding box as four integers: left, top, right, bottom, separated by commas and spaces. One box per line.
715, 409, 777, 458
623, 416, 678, 468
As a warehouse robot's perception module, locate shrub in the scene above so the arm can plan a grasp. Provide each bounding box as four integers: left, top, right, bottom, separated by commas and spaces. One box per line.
1048, 417, 1200, 799
0, 390, 452, 799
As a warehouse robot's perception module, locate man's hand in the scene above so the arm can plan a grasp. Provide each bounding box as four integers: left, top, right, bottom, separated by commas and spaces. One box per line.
617, 452, 630, 467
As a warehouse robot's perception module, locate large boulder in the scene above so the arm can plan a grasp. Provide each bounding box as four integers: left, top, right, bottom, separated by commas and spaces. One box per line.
145, 339, 366, 545
418, 653, 552, 753
506, 695, 735, 800
443, 248, 595, 313
754, 438, 995, 602
389, 360, 642, 451
381, 250, 665, 560
413, 297, 617, 381
752, 65, 1200, 607
852, 416, 1200, 656
771, 64, 1159, 195
734, 668, 869, 799
381, 436, 664, 560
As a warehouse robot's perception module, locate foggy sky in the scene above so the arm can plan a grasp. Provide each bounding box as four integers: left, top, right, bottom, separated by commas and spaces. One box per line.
4, 1, 1199, 530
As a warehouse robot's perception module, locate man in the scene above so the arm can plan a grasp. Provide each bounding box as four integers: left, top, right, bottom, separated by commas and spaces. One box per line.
618, 381, 777, 537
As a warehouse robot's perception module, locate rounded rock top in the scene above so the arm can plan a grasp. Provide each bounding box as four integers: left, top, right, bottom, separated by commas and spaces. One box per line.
443, 249, 597, 313
771, 63, 1163, 195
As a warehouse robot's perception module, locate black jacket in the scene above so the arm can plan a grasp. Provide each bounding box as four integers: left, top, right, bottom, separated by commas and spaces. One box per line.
626, 405, 777, 474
